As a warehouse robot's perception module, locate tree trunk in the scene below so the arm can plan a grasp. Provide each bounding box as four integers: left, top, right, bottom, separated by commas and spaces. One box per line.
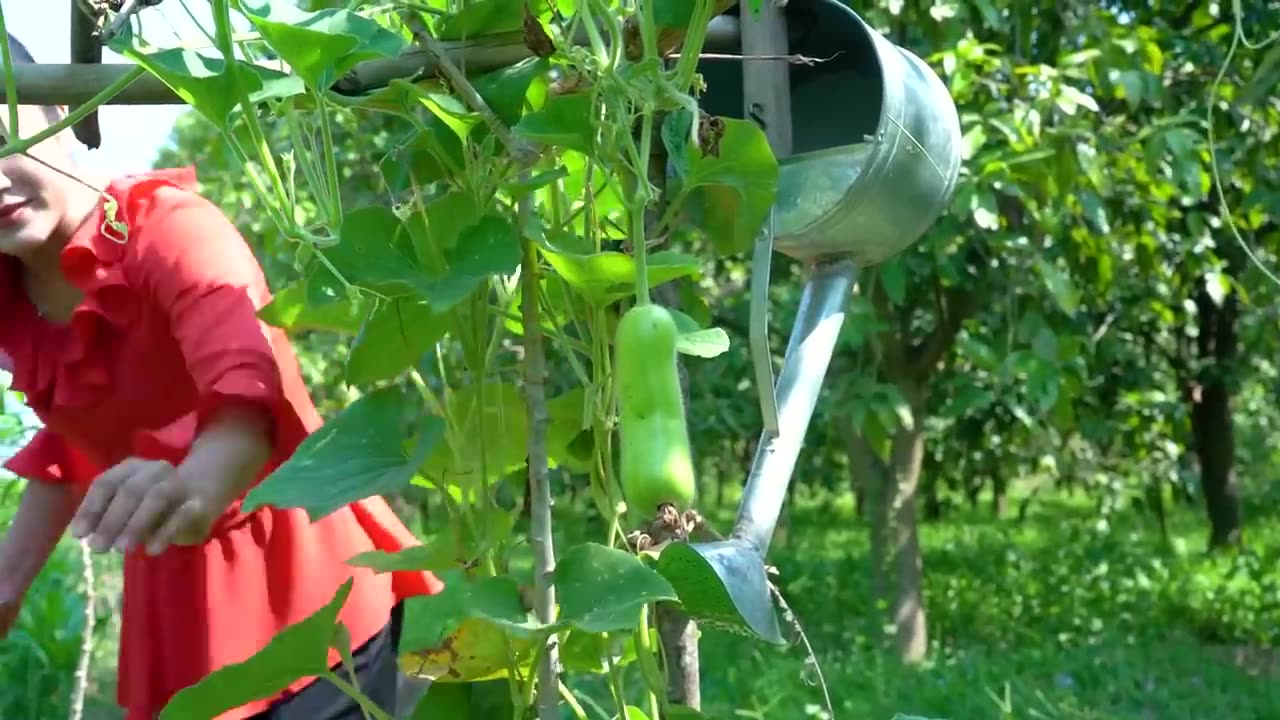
841, 415, 867, 519
1146, 477, 1170, 544
656, 605, 700, 709
886, 394, 928, 664
715, 445, 730, 509
849, 391, 929, 665
1189, 280, 1243, 549
651, 278, 701, 709
923, 479, 941, 522
849, 431, 891, 610
921, 454, 941, 522
991, 472, 1007, 518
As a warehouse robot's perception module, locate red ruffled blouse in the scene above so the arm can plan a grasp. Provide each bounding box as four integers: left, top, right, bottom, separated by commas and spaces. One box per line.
0, 169, 443, 720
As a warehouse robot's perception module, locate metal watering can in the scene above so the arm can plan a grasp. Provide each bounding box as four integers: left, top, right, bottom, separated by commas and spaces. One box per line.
657, 0, 963, 644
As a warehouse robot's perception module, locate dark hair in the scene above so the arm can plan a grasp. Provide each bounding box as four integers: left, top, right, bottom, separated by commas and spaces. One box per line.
5, 34, 35, 65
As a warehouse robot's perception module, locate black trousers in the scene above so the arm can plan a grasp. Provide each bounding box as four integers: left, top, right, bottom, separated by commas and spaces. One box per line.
252, 602, 406, 720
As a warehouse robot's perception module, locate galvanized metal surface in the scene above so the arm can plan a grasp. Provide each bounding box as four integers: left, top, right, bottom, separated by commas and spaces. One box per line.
697, 0, 964, 266
733, 258, 857, 556
740, 0, 792, 438
749, 221, 780, 436
660, 259, 856, 644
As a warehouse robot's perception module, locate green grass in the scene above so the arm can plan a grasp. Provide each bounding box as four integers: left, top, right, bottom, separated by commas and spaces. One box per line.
5, 483, 1279, 719
683, 489, 1280, 719
0, 484, 122, 720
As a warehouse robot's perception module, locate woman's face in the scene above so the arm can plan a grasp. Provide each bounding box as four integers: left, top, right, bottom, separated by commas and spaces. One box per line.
0, 104, 78, 260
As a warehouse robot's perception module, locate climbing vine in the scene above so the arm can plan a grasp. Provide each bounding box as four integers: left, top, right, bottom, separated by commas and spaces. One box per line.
0, 0, 815, 717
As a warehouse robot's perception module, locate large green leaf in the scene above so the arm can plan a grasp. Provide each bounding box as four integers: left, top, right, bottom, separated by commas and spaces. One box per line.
400, 569, 542, 652
243, 387, 444, 520
408, 190, 483, 264
347, 534, 462, 573
159, 580, 352, 719
381, 59, 551, 189
258, 279, 370, 335
554, 543, 679, 633
513, 91, 596, 153
541, 247, 701, 306
558, 628, 643, 674
432, 0, 560, 39
410, 679, 515, 719
420, 215, 523, 311
321, 206, 433, 298
346, 297, 451, 385
108, 30, 304, 123
421, 382, 528, 487
667, 114, 779, 256
653, 0, 698, 28
239, 0, 405, 90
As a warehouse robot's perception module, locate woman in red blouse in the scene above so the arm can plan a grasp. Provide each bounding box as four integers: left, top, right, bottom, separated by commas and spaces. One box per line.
0, 37, 443, 719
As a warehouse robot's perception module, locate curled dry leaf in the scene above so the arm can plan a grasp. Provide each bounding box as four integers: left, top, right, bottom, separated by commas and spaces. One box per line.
697, 112, 726, 157
522, 2, 556, 58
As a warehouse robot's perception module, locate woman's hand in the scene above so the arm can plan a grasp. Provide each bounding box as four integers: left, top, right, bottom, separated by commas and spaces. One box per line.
70, 458, 219, 556
71, 406, 272, 557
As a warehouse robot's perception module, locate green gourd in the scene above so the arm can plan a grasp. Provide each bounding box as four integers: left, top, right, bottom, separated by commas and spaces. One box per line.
615, 303, 697, 518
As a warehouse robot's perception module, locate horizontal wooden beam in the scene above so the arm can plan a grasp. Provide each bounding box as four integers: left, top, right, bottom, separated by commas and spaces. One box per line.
0, 35, 533, 106
3, 63, 181, 105
2, 16, 748, 107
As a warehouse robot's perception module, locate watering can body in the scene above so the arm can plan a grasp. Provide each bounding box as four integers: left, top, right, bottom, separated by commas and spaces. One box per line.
654, 1, 965, 646
700, 0, 963, 265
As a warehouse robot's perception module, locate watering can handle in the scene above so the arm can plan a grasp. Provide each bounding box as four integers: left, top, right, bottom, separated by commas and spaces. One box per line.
749, 220, 780, 436
742, 0, 793, 438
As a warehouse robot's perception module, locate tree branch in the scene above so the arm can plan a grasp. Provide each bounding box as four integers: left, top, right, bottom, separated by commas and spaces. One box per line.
69, 0, 105, 148
906, 282, 973, 380
415, 27, 539, 165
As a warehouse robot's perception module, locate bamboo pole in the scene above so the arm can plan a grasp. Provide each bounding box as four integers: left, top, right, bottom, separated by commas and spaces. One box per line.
0, 64, 175, 106
4, 16, 752, 106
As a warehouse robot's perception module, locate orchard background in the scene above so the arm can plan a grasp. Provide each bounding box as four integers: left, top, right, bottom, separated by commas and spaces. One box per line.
3, 0, 1280, 718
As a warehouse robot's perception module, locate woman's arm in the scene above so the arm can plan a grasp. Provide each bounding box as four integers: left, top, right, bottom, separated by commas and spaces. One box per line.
177, 403, 273, 514
69, 404, 273, 556
0, 480, 84, 599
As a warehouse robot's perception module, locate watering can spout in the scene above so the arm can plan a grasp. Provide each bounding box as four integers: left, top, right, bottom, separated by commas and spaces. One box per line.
652, 0, 963, 646
733, 258, 856, 554
655, 258, 854, 647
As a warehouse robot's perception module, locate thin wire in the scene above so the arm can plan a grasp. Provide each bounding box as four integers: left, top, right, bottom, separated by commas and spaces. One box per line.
1205, 0, 1280, 290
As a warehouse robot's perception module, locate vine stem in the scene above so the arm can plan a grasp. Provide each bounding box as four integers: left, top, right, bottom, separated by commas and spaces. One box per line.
0, 2, 19, 138
557, 680, 590, 720
769, 582, 835, 720
415, 25, 538, 165
68, 540, 95, 720
520, 192, 561, 720
630, 112, 655, 306
635, 603, 666, 718
314, 90, 343, 228
210, 0, 292, 222
1204, 0, 1280, 293
324, 671, 391, 720
672, 0, 716, 90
